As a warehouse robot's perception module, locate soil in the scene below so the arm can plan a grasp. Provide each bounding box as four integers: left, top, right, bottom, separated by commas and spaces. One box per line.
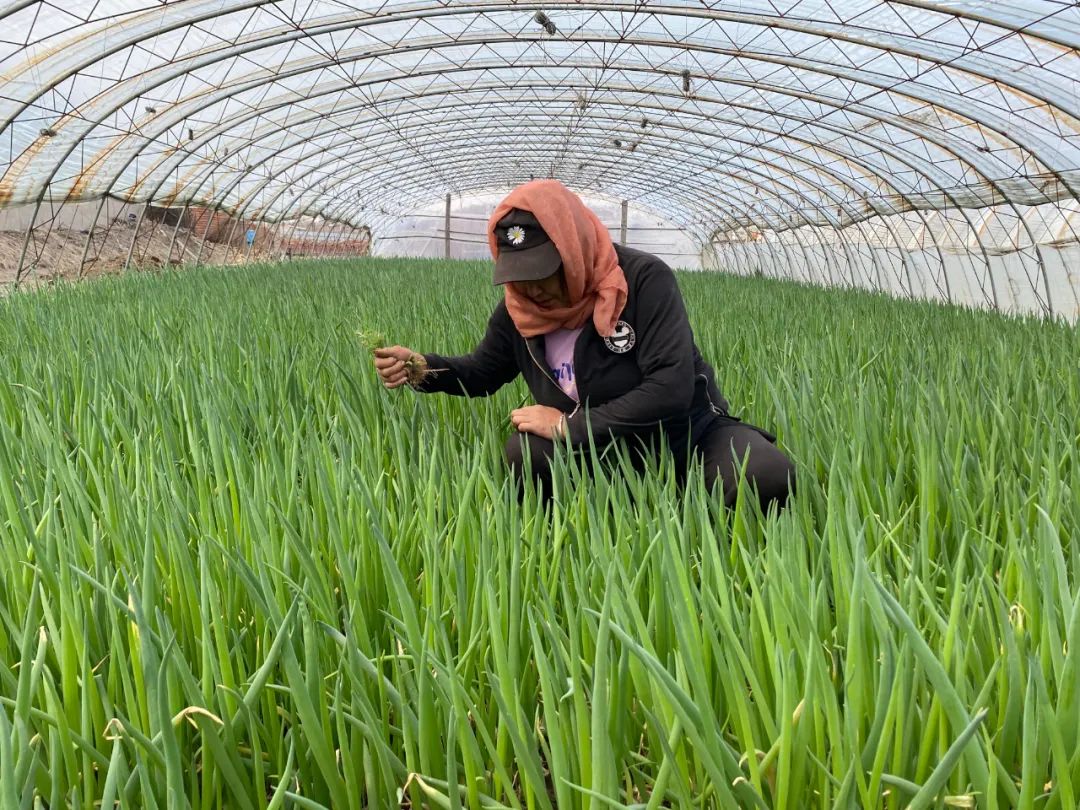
0, 225, 277, 294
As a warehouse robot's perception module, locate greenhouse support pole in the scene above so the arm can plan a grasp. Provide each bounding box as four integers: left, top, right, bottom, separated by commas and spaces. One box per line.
444, 193, 451, 259
78, 197, 109, 279
166, 202, 190, 266
14, 198, 44, 287
123, 203, 150, 271
220, 211, 246, 266
193, 207, 217, 267
620, 200, 628, 246
177, 206, 200, 264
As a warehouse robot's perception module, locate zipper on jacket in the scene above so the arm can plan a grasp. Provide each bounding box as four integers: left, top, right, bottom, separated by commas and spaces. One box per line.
571, 325, 588, 404
525, 337, 576, 409
525, 338, 559, 389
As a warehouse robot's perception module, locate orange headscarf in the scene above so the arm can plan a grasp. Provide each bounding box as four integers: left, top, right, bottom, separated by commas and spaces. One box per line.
487, 180, 627, 338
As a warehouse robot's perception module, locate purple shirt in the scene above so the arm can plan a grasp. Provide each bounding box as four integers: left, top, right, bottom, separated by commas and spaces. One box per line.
545, 326, 584, 401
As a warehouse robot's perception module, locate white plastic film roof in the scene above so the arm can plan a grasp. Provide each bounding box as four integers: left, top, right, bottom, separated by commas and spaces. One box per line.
1, 1, 1079, 313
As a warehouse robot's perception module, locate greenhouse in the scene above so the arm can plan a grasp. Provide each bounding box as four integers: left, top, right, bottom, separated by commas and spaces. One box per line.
0, 1, 1078, 808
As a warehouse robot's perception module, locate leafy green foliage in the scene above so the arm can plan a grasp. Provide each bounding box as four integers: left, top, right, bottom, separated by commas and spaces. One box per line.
0, 257, 1076, 808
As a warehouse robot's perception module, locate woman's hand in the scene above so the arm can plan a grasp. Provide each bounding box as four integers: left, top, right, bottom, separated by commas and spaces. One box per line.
511, 405, 568, 441
373, 346, 424, 388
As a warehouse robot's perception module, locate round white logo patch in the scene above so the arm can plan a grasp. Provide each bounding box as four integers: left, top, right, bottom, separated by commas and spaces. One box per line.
604, 320, 636, 353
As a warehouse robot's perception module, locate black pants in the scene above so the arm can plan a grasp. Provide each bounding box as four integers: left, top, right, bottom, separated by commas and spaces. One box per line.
505, 410, 796, 511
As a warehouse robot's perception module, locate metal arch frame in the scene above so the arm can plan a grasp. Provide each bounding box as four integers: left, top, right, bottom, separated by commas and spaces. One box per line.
19, 29, 1073, 206
257, 98, 1046, 311
302, 162, 973, 307
114, 93, 995, 308
133, 68, 1002, 235
10, 7, 1080, 266
4, 0, 1077, 139
281, 151, 764, 250
324, 159, 861, 285
126, 77, 1009, 302
8, 18, 1076, 222
139, 108, 980, 253
321, 150, 889, 291
4, 0, 1076, 56
145, 69, 1009, 293
561, 114, 969, 298
253, 136, 834, 284
148, 75, 977, 215
256, 138, 892, 293
280, 217, 373, 264
279, 161, 826, 283
64, 45, 1071, 292
227, 108, 895, 229
891, 0, 1080, 50
243, 116, 917, 292
184, 102, 898, 271
1, 4, 1073, 311
94, 91, 1013, 313
18, 49, 1061, 226
119, 82, 918, 246
0, 0, 38, 19
132, 83, 1062, 240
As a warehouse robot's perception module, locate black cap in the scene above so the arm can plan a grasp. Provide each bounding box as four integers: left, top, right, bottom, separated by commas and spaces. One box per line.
492, 209, 563, 285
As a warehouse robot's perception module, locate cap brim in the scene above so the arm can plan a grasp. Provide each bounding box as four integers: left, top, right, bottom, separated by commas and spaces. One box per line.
493, 240, 562, 285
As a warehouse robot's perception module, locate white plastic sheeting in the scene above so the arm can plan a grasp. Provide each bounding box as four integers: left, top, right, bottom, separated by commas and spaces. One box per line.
376, 192, 699, 270
0, 1, 1078, 314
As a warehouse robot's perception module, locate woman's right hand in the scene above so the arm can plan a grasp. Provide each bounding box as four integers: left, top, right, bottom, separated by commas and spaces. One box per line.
373, 346, 422, 388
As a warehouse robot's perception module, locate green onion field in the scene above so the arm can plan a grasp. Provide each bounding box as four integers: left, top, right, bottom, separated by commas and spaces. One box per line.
0, 258, 1077, 809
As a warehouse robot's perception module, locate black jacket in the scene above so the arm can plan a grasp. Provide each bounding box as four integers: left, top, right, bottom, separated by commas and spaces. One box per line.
415, 244, 732, 444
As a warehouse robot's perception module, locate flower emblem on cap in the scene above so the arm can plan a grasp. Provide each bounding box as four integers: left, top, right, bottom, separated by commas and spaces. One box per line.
506, 225, 526, 246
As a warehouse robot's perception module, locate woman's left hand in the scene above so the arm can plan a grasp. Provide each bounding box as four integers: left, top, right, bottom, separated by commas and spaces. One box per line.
510, 405, 568, 440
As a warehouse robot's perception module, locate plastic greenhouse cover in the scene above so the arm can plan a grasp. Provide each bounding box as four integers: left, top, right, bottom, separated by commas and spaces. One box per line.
0, 1, 1078, 241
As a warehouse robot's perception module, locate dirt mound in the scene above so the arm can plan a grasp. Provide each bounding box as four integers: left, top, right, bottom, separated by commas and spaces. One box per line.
0, 226, 277, 292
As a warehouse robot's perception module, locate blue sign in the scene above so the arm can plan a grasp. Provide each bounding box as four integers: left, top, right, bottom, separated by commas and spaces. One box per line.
245, 228, 256, 246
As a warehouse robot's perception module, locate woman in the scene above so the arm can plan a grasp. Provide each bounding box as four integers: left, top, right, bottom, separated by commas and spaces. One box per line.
374, 180, 795, 510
